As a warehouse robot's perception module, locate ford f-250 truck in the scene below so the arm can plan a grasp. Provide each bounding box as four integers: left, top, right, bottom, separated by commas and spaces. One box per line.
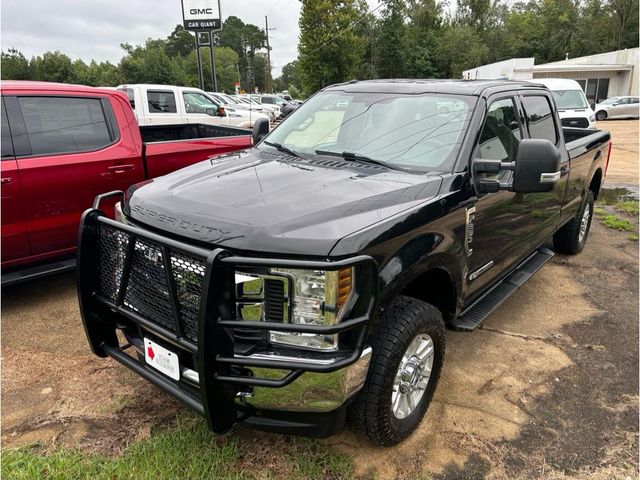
1, 81, 252, 285
77, 80, 611, 446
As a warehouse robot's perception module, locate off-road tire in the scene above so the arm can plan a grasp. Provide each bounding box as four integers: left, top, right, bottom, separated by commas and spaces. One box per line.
595, 110, 607, 121
348, 296, 445, 446
553, 190, 594, 254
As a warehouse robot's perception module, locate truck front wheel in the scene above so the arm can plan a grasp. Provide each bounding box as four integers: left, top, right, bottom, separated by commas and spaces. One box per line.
349, 296, 445, 446
553, 190, 594, 254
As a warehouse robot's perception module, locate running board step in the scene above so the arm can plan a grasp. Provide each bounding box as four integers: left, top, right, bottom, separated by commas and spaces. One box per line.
1, 258, 76, 287
449, 248, 555, 332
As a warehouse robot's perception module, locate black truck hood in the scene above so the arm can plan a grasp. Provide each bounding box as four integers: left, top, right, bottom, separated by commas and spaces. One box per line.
126, 149, 443, 256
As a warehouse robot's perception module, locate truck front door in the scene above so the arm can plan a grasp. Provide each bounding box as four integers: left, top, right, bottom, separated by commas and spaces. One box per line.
465, 94, 533, 299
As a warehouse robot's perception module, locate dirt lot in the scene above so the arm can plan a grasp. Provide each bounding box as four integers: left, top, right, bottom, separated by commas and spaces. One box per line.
599, 119, 639, 188
2, 121, 638, 479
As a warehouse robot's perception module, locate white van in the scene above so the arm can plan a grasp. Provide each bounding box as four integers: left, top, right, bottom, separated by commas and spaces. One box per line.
117, 84, 269, 129
534, 79, 596, 129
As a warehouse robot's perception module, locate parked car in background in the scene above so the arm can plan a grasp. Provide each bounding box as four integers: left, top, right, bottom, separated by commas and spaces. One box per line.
237, 95, 281, 119
594, 96, 640, 120
209, 92, 276, 122
535, 78, 596, 129
117, 84, 269, 129
77, 79, 610, 446
1, 81, 252, 284
259, 94, 299, 118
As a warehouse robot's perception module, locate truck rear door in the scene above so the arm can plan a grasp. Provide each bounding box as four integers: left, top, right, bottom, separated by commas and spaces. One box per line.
8, 92, 143, 258
518, 93, 567, 246
143, 88, 183, 126
1, 97, 30, 265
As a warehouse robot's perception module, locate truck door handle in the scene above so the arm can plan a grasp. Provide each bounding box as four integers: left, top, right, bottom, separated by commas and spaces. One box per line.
1, 177, 12, 184
108, 164, 135, 173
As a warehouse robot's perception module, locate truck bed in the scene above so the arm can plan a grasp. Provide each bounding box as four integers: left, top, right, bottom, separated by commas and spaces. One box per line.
563, 127, 611, 159
141, 124, 252, 178
140, 123, 250, 143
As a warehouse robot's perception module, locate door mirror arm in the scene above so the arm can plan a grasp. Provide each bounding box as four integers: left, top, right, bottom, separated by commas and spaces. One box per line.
474, 160, 515, 193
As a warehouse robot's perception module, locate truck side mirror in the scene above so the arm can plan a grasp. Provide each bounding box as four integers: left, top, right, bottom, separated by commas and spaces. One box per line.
512, 139, 561, 193
473, 139, 561, 194
252, 118, 270, 145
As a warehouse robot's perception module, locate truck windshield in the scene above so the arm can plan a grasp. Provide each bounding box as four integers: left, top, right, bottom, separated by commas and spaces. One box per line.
261, 91, 476, 173
551, 90, 589, 110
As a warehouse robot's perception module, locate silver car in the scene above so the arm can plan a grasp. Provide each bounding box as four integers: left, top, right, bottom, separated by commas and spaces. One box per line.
594, 96, 640, 120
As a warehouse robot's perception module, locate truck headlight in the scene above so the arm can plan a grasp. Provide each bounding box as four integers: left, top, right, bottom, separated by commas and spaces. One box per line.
235, 267, 354, 351
589, 114, 596, 122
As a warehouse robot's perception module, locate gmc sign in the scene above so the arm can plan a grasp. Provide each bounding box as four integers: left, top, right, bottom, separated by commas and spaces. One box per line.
182, 0, 222, 31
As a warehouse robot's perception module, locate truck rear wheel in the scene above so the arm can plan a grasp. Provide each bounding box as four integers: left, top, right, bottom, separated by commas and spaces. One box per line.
553, 190, 594, 254
349, 296, 445, 446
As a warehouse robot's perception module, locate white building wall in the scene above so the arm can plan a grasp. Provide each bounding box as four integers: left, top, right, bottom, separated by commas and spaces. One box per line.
536, 48, 639, 96
462, 58, 534, 80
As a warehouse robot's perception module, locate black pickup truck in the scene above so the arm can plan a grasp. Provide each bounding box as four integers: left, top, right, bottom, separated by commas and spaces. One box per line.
77, 80, 611, 446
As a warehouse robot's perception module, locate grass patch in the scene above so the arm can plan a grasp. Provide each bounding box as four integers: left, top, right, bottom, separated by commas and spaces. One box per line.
614, 199, 639, 215
2, 416, 354, 480
600, 214, 635, 231
629, 234, 639, 241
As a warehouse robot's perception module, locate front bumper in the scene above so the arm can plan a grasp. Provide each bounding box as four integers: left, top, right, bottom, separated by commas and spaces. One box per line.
77, 206, 378, 436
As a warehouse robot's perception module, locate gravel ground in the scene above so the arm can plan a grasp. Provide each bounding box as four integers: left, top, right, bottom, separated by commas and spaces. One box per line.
2, 120, 638, 479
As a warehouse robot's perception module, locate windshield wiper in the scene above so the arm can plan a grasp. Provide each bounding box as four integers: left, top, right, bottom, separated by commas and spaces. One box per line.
314, 150, 407, 172
263, 141, 306, 160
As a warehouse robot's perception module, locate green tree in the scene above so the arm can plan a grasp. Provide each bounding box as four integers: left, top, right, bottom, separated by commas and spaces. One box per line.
1, 48, 32, 79
166, 25, 195, 57
31, 51, 75, 82
298, 0, 368, 95
405, 0, 444, 78
436, 25, 489, 78
119, 41, 187, 85
376, 0, 408, 78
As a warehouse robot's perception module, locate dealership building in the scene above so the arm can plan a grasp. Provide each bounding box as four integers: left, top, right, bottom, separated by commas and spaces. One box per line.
462, 48, 639, 105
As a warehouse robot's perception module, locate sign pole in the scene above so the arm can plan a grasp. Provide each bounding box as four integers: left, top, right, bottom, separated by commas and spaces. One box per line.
209, 32, 218, 92
182, 0, 222, 91
195, 34, 204, 90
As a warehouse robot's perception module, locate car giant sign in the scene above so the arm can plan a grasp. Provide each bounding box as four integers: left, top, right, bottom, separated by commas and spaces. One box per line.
182, 0, 222, 31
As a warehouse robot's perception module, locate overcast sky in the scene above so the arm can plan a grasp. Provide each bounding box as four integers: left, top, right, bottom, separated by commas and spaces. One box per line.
1, 0, 379, 77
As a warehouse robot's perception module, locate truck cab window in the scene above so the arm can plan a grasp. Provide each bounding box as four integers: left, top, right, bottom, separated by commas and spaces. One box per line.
17, 96, 113, 156
147, 90, 177, 113
183, 92, 219, 115
475, 98, 521, 162
522, 96, 557, 144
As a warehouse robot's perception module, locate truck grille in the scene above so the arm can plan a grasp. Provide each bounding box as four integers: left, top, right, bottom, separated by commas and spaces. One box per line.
98, 224, 205, 343
561, 117, 589, 128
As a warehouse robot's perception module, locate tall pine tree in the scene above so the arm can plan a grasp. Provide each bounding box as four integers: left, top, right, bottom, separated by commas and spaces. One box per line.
298, 0, 368, 95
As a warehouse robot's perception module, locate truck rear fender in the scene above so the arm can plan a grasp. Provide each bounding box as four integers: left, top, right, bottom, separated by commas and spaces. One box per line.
588, 167, 603, 200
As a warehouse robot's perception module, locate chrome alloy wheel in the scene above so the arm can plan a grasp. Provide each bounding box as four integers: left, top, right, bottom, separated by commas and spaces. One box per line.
579, 202, 591, 243
391, 334, 434, 419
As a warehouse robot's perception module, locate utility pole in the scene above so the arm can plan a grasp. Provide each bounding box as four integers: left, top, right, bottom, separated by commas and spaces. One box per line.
264, 16, 275, 93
